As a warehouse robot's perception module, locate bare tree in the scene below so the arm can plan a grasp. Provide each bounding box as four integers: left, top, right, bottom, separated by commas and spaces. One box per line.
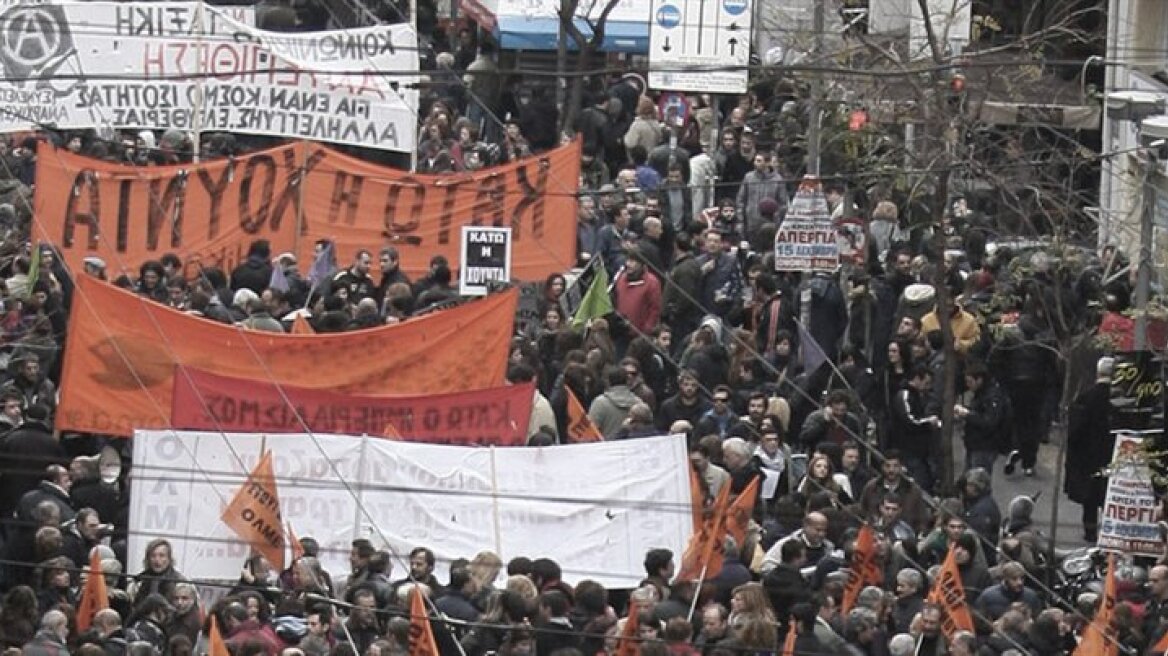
557, 0, 621, 133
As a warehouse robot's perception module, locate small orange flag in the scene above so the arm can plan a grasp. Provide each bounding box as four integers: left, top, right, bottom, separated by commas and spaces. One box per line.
286, 522, 305, 563
688, 464, 705, 532
291, 314, 315, 334
209, 615, 230, 656
926, 543, 974, 640
676, 481, 732, 581
76, 549, 109, 632
566, 387, 604, 442
221, 450, 285, 572
1152, 628, 1168, 654
841, 524, 883, 614
383, 423, 403, 439
613, 608, 640, 656
1073, 552, 1118, 656
726, 476, 760, 549
780, 618, 797, 656
408, 584, 440, 656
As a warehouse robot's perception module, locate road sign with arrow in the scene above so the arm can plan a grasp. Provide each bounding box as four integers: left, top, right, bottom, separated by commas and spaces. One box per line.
647, 0, 751, 93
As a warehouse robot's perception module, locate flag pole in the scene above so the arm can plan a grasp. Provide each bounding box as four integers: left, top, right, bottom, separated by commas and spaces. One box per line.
686, 562, 709, 623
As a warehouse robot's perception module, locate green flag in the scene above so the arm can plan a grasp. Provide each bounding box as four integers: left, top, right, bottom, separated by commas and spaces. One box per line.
25, 242, 40, 297
571, 261, 612, 329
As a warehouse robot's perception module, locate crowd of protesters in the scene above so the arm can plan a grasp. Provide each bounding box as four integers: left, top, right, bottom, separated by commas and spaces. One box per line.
0, 16, 1163, 656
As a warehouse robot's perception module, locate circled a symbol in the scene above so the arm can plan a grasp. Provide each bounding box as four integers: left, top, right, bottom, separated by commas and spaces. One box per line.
723, 0, 747, 16
1, 7, 64, 67
656, 4, 681, 29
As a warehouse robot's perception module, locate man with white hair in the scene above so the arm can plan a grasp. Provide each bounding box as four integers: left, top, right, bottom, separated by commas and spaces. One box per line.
23, 609, 69, 654
1064, 356, 1115, 542
887, 632, 916, 656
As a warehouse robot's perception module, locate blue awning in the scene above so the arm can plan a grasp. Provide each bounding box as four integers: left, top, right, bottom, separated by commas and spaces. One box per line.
494, 15, 648, 53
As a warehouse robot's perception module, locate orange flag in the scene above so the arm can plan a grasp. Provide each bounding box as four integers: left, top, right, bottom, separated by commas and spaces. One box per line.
726, 476, 760, 549
291, 314, 315, 334
1073, 552, 1117, 656
613, 608, 640, 656
209, 615, 230, 656
676, 482, 732, 581
286, 522, 305, 563
1152, 629, 1168, 654
221, 450, 286, 572
780, 618, 797, 656
688, 465, 705, 532
926, 543, 974, 640
566, 388, 604, 442
408, 584, 440, 656
76, 549, 109, 631
841, 525, 883, 614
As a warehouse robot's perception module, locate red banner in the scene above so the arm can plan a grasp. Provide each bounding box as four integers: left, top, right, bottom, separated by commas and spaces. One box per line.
172, 367, 533, 446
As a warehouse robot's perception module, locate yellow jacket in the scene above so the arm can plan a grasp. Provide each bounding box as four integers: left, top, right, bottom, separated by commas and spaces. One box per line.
921, 308, 981, 354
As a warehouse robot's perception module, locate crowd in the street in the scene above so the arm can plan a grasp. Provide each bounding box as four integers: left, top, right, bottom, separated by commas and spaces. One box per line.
0, 14, 1164, 656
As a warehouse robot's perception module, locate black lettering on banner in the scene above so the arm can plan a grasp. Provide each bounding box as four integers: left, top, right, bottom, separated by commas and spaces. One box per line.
328, 171, 364, 225
423, 408, 440, 431
238, 155, 276, 233
437, 177, 468, 245
382, 178, 424, 238
473, 172, 506, 228
271, 147, 326, 236
446, 406, 462, 430
63, 171, 101, 250
146, 172, 188, 250
513, 158, 550, 240
196, 161, 235, 239
117, 180, 132, 252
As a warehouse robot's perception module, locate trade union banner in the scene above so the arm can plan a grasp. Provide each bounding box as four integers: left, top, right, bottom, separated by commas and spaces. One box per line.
33, 140, 581, 281
171, 366, 534, 446
129, 430, 693, 588
57, 276, 517, 437
0, 2, 419, 151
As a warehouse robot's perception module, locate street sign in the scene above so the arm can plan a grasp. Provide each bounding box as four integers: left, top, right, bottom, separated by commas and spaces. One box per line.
648, 0, 751, 94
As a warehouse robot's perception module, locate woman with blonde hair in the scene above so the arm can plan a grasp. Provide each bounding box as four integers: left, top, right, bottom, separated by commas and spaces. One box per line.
468, 551, 503, 607
797, 452, 852, 504
729, 582, 777, 650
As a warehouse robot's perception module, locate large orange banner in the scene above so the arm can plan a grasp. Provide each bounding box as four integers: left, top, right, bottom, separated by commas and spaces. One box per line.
57, 276, 517, 437
33, 141, 580, 281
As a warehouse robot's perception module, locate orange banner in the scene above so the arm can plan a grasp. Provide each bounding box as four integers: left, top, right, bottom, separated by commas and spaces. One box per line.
566, 387, 603, 443
726, 477, 760, 549
1073, 553, 1117, 656
689, 465, 704, 532
209, 615, 230, 656
780, 619, 797, 656
76, 549, 109, 632
57, 276, 517, 437
676, 482, 731, 581
408, 585, 440, 656
222, 450, 285, 572
841, 525, 883, 614
926, 544, 975, 640
34, 141, 580, 281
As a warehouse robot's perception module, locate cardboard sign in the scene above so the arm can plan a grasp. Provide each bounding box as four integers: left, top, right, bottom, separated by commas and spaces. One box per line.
459, 226, 512, 296
0, 2, 418, 151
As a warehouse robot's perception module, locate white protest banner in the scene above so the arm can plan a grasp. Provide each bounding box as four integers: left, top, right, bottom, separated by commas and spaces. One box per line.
459, 226, 512, 296
0, 2, 418, 152
129, 431, 692, 587
1097, 432, 1162, 557
774, 177, 838, 272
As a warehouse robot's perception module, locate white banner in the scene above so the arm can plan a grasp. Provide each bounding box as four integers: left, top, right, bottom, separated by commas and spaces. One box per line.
1098, 432, 1161, 557
0, 2, 418, 152
774, 179, 838, 272
129, 431, 692, 588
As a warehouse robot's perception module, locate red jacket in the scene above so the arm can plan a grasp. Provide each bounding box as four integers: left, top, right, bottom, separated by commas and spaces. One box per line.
227, 619, 283, 655
614, 271, 662, 335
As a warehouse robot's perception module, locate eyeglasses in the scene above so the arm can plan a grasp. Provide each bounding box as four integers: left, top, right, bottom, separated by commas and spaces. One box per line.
714, 397, 730, 403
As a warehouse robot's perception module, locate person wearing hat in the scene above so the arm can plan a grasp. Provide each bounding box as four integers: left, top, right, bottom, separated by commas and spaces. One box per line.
82, 257, 107, 280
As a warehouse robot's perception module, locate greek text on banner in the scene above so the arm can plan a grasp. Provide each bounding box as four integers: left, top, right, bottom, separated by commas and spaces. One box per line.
171, 366, 533, 446
57, 276, 517, 437
33, 141, 580, 281
128, 430, 693, 589
0, 2, 418, 152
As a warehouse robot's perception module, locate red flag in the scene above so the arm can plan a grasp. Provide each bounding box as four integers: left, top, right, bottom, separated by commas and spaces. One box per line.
613, 608, 640, 656
209, 615, 230, 656
408, 585, 440, 656
286, 522, 304, 563
221, 450, 285, 572
1152, 629, 1168, 653
676, 482, 732, 581
841, 525, 883, 614
688, 464, 704, 532
76, 549, 109, 631
726, 476, 760, 549
291, 314, 315, 334
1073, 552, 1118, 656
926, 543, 974, 640
566, 388, 604, 442
780, 618, 797, 656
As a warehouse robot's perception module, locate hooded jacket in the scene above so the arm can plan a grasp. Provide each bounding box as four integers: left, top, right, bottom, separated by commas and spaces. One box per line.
587, 385, 641, 438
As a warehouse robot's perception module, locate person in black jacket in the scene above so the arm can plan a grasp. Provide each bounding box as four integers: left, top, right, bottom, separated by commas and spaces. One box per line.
954, 361, 1010, 475
1064, 356, 1115, 542
229, 239, 273, 294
